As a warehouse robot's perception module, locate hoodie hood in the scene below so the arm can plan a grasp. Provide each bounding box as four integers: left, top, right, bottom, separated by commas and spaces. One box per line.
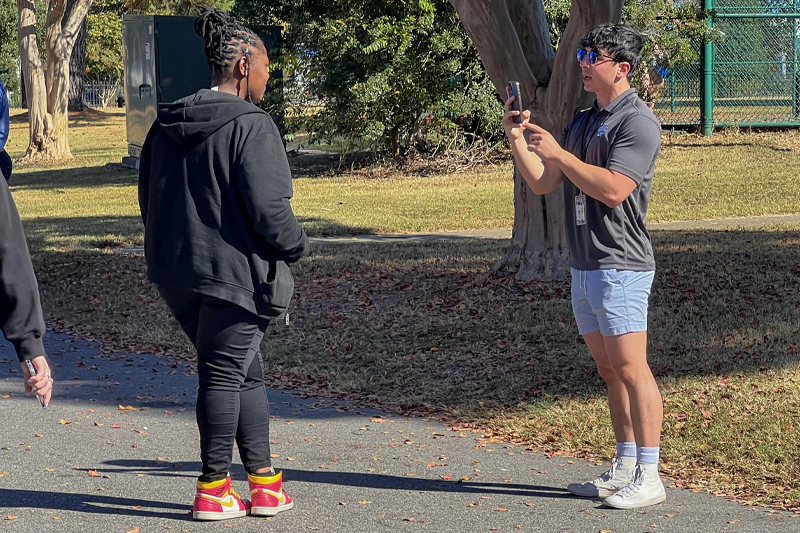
157, 89, 265, 147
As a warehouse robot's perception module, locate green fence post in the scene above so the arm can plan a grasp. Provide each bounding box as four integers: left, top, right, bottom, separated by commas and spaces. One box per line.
701, 0, 715, 136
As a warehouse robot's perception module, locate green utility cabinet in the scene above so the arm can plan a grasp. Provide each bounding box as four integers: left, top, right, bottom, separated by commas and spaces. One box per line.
121, 15, 211, 168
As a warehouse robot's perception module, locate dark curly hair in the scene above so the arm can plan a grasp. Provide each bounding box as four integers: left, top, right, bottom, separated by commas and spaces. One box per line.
581, 24, 643, 79
194, 6, 262, 80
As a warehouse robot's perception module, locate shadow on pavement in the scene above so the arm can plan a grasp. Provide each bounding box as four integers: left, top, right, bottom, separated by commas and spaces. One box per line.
0, 488, 189, 520
97, 460, 570, 499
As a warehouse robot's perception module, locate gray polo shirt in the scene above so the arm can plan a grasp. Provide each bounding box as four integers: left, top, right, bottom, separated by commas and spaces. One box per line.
558, 88, 661, 272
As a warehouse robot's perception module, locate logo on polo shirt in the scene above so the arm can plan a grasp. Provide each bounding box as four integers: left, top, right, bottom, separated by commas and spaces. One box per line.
597, 125, 609, 136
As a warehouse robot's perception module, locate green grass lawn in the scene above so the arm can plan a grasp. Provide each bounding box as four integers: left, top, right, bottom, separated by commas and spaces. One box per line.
5, 113, 800, 252
7, 112, 800, 509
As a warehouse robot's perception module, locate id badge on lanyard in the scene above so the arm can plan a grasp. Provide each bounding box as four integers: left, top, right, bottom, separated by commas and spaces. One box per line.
575, 192, 587, 226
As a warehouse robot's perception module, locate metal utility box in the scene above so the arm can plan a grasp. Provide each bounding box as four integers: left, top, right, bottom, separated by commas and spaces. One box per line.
121, 15, 211, 168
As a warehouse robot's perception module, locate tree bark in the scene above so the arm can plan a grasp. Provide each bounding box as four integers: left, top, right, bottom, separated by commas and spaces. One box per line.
67, 0, 87, 112
450, 0, 624, 281
17, 0, 52, 158
17, 0, 92, 162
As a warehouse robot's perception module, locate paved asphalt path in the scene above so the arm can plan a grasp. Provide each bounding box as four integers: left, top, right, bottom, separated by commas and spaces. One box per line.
1, 332, 797, 533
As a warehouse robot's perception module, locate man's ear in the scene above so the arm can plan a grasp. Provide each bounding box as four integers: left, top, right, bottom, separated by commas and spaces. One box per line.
617, 61, 632, 81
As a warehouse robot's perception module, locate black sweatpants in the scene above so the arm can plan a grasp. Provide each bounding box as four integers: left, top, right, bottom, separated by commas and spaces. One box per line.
158, 286, 272, 482
0, 150, 11, 181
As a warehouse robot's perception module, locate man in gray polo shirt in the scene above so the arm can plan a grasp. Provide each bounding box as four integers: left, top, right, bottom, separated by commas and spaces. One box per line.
503, 24, 664, 509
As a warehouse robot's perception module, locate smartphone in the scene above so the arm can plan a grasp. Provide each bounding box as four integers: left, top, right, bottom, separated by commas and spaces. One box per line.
507, 81, 522, 124
24, 359, 47, 410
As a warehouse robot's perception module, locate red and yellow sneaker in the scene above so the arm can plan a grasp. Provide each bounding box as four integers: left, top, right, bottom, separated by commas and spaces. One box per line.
192, 476, 250, 521
248, 470, 294, 516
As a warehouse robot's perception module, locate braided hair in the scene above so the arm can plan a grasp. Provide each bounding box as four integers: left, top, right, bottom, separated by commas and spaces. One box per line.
194, 6, 263, 101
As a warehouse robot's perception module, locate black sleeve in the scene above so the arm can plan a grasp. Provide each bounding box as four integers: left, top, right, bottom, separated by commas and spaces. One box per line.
138, 123, 157, 225
236, 118, 310, 263
0, 178, 46, 362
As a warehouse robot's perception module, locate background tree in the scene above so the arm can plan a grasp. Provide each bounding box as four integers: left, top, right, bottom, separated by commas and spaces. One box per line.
448, 0, 624, 280
67, 0, 88, 111
1, 0, 20, 101
85, 0, 123, 106
17, 0, 93, 161
450, 0, 715, 280
234, 0, 504, 157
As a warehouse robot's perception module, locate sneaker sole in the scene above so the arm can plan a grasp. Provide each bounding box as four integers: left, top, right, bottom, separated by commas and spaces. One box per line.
604, 493, 666, 510
193, 510, 249, 521
567, 484, 620, 498
251, 501, 294, 517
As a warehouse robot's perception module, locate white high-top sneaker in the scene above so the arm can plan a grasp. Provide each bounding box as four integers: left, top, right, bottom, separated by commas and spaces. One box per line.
567, 455, 636, 498
603, 462, 666, 509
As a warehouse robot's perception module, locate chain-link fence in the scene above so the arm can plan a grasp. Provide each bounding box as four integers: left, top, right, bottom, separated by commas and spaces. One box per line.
654, 0, 800, 131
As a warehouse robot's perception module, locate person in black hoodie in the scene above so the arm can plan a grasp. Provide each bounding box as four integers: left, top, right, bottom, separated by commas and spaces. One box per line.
0, 177, 52, 405
138, 7, 308, 522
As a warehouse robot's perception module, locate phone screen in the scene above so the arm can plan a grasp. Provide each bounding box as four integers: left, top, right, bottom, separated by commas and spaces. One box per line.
508, 81, 522, 124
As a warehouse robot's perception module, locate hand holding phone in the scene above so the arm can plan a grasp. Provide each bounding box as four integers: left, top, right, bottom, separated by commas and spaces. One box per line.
507, 81, 522, 124
24, 359, 49, 410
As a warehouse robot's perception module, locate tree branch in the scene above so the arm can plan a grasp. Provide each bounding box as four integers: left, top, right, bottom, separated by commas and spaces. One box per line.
61, 0, 92, 46
449, 0, 549, 114
504, 0, 554, 86
542, 0, 624, 133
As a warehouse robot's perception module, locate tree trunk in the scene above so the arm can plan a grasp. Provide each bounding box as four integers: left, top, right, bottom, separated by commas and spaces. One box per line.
67, 0, 87, 112
17, 0, 92, 163
450, 0, 624, 281
18, 0, 53, 158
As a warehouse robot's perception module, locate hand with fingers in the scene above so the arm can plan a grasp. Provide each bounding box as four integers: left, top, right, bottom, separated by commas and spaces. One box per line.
502, 90, 530, 141
22, 356, 53, 408
523, 123, 563, 164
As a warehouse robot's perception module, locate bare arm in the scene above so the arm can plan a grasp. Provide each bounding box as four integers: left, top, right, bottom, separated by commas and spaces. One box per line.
551, 149, 636, 208
524, 123, 637, 208
502, 95, 563, 196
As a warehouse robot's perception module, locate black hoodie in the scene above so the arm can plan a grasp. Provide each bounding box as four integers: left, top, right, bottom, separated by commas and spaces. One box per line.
0, 176, 46, 362
138, 90, 309, 319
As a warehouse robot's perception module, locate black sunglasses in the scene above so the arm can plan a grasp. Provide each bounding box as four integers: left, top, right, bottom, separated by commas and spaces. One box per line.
576, 48, 617, 65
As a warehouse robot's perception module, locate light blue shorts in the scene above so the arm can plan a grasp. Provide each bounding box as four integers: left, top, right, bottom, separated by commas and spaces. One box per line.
571, 268, 655, 337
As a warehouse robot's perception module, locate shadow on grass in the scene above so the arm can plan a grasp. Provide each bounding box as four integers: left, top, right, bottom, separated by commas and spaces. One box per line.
12, 163, 137, 190
262, 228, 800, 411
9, 108, 121, 124
29, 226, 800, 414
297, 216, 376, 236
23, 215, 144, 251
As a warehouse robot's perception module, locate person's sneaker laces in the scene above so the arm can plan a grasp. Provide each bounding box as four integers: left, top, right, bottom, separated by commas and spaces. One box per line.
603, 462, 666, 509
249, 470, 294, 517
567, 455, 636, 498
192, 476, 250, 521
